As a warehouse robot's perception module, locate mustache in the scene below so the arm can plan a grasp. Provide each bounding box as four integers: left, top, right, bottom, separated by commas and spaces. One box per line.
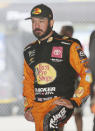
34, 28, 43, 32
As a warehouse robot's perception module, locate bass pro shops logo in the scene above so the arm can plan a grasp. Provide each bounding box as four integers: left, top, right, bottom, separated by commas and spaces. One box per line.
35, 63, 57, 85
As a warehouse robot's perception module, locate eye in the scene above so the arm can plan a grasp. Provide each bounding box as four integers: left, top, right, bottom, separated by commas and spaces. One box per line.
40, 20, 45, 23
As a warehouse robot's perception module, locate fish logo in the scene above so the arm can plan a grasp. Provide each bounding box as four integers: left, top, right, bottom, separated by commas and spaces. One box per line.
35, 63, 57, 85
32, 8, 42, 14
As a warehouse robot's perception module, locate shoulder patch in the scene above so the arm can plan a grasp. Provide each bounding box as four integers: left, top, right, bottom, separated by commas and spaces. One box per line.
77, 48, 87, 60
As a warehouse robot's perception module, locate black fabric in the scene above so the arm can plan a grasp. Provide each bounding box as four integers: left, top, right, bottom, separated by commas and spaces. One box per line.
70, 100, 78, 107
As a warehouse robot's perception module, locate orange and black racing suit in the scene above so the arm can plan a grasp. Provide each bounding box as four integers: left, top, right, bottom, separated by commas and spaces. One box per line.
23, 31, 92, 131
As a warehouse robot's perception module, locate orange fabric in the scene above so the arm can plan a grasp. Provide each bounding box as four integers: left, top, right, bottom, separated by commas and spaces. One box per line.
31, 97, 70, 131
70, 42, 91, 106
91, 104, 95, 114
23, 60, 35, 111
31, 97, 58, 131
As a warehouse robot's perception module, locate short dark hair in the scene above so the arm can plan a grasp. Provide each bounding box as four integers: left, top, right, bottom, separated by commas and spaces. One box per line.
60, 25, 74, 37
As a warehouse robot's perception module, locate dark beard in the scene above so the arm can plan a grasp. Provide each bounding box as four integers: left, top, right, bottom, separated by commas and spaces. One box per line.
33, 23, 52, 40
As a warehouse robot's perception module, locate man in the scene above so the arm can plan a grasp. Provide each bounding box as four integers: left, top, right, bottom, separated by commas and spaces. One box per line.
23, 4, 91, 131
89, 30, 95, 131
59, 25, 83, 131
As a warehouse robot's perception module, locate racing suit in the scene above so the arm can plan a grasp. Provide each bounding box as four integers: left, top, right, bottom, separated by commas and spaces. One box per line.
23, 31, 92, 131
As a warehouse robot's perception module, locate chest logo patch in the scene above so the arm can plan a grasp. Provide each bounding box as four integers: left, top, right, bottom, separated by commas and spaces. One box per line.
35, 63, 57, 85
51, 46, 63, 58
74, 87, 84, 97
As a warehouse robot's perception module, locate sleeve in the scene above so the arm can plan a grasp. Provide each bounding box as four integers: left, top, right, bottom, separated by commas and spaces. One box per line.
23, 59, 35, 111
69, 42, 92, 107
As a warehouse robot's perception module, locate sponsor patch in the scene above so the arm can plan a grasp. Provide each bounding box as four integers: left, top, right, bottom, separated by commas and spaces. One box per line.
63, 36, 69, 40
27, 50, 35, 65
85, 73, 92, 82
85, 69, 91, 73
81, 59, 88, 63
74, 87, 84, 97
84, 63, 89, 68
51, 46, 63, 58
35, 63, 57, 85
76, 45, 81, 49
61, 41, 70, 45
50, 107, 66, 129
35, 87, 56, 95
77, 49, 87, 60
47, 37, 53, 43
35, 96, 56, 102
24, 97, 28, 107
50, 58, 63, 63
32, 8, 42, 14
28, 50, 35, 57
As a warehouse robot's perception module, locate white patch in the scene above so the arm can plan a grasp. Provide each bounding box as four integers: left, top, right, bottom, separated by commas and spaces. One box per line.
50, 58, 63, 62
28, 50, 35, 57
85, 74, 92, 82
35, 87, 56, 95
61, 41, 70, 45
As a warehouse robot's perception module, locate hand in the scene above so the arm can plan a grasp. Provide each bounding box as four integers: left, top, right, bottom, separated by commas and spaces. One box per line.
53, 98, 73, 109
24, 108, 34, 122
90, 96, 95, 114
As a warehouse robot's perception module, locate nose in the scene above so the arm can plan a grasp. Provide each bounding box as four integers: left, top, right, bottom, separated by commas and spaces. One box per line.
35, 21, 40, 29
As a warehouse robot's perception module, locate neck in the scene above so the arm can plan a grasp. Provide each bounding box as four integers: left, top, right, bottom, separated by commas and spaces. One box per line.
39, 31, 53, 41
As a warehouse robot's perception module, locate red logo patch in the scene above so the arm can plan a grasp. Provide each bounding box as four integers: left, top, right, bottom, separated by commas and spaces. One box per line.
51, 46, 63, 58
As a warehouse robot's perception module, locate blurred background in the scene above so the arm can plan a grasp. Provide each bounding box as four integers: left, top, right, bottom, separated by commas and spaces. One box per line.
0, 0, 95, 131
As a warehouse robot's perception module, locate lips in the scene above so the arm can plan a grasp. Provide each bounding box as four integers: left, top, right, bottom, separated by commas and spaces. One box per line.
35, 29, 42, 32
34, 29, 43, 34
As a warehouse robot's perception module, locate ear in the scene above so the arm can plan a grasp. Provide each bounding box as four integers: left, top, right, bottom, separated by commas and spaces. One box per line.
50, 19, 54, 28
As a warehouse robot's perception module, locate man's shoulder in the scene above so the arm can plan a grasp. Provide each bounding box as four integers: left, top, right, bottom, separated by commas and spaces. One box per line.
24, 40, 37, 52
54, 35, 82, 49
69, 37, 81, 43
54, 35, 74, 46
59, 36, 82, 48
67, 37, 82, 47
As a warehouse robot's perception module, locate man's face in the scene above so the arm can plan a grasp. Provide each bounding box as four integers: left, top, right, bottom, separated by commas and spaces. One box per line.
32, 17, 49, 39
